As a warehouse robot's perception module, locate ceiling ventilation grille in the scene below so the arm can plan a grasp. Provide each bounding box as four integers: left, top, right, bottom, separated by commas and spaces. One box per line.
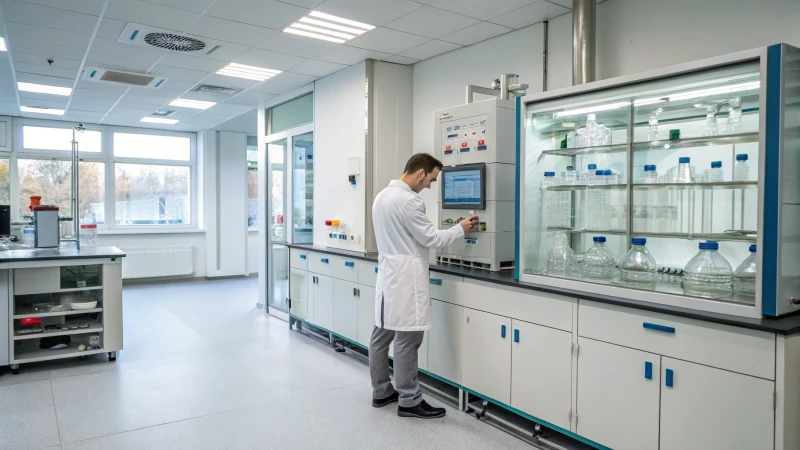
144, 33, 205, 52
151, 109, 176, 117
83, 66, 168, 89
192, 85, 243, 96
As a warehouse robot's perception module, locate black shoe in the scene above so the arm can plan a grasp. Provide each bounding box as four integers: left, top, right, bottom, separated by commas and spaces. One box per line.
372, 392, 399, 408
398, 400, 446, 419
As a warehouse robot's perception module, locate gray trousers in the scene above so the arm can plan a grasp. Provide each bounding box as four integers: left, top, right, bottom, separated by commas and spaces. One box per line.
369, 326, 425, 408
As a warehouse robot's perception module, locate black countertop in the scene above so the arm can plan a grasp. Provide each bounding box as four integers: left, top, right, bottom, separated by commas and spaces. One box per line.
290, 244, 800, 335
0, 246, 126, 263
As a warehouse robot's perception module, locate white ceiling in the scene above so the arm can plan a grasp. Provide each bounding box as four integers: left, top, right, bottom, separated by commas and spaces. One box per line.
0, 0, 575, 132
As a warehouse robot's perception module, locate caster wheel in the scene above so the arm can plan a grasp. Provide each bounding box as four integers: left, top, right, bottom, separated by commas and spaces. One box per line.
109, 356, 116, 361
335, 347, 345, 353
11, 368, 19, 375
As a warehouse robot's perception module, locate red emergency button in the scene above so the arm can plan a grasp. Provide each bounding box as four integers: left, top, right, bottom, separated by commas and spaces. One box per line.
461, 142, 468, 147
445, 145, 452, 150
478, 140, 485, 146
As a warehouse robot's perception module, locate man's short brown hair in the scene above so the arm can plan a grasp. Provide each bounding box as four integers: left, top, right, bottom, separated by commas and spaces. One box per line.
403, 153, 443, 175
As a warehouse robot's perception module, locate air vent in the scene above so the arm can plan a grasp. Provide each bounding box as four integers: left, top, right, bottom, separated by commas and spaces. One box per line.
83, 66, 168, 89
151, 109, 176, 117
192, 85, 243, 96
144, 33, 205, 52
119, 23, 224, 56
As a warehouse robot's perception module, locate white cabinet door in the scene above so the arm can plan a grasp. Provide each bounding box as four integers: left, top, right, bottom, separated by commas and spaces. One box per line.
289, 268, 309, 320
357, 284, 375, 347
428, 299, 463, 384
511, 320, 572, 431
576, 338, 660, 450
461, 308, 511, 405
660, 358, 774, 450
333, 278, 358, 341
312, 274, 333, 331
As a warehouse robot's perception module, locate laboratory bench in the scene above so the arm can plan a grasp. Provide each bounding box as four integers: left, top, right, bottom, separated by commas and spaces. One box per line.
287, 243, 800, 450
0, 246, 125, 375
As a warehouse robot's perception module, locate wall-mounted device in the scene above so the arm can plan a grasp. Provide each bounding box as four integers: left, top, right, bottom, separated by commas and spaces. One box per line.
32, 205, 60, 248
0, 205, 10, 236
348, 156, 360, 185
435, 98, 516, 271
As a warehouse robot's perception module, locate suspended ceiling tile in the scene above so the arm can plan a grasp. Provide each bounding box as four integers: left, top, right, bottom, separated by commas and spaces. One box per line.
114, 101, 162, 112
250, 81, 299, 95
14, 61, 78, 79
399, 39, 461, 61
289, 59, 347, 77
181, 35, 251, 63
95, 18, 128, 40
76, 79, 130, 94
119, 93, 171, 106
14, 52, 82, 70
265, 72, 317, 87
5, 21, 92, 49
158, 53, 227, 73
186, 16, 278, 47
205, 0, 307, 29
12, 0, 106, 15
314, 0, 423, 26
431, 0, 535, 20
489, 0, 569, 29
90, 37, 167, 63
125, 85, 183, 98
18, 95, 68, 109
2, 0, 100, 35
235, 48, 307, 71
257, 32, 337, 59
177, 90, 233, 103
315, 45, 391, 66
0, 58, 11, 72
14, 72, 74, 88
85, 52, 155, 74
0, 88, 17, 102
157, 79, 196, 92
277, 0, 324, 7
385, 6, 479, 40
440, 21, 514, 46
7, 39, 86, 61
63, 111, 106, 121
140, 0, 217, 14
348, 28, 430, 55
200, 73, 262, 91
105, 0, 199, 31
224, 90, 278, 107
150, 64, 210, 83
381, 55, 419, 65
547, 0, 605, 8
64, 103, 111, 113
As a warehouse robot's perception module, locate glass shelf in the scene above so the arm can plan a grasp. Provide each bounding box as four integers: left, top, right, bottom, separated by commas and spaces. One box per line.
541, 143, 628, 157
546, 184, 627, 191
631, 132, 759, 152
546, 227, 628, 235
630, 231, 757, 242
632, 181, 758, 190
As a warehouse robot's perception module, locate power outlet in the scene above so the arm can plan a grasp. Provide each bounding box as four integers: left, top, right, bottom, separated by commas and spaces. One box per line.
349, 234, 361, 243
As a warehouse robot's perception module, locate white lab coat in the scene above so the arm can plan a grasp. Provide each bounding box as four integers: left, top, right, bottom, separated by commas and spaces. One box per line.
372, 180, 464, 331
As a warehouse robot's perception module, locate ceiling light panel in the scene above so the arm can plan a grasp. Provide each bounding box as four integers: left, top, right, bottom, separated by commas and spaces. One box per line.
0, 37, 6, 52
284, 11, 375, 44
216, 63, 281, 82
21, 106, 64, 115
169, 98, 216, 110
141, 117, 178, 124
18, 82, 72, 96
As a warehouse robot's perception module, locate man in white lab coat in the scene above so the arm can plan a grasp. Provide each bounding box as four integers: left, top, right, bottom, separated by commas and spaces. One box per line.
370, 153, 478, 419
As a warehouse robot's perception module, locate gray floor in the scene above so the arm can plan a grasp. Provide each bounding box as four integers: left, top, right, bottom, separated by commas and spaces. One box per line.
1, 278, 532, 450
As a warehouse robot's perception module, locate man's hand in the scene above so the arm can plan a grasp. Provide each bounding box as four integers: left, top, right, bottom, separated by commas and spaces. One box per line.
459, 215, 479, 233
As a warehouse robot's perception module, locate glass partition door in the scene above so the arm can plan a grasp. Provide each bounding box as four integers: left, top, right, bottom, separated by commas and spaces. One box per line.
266, 138, 289, 319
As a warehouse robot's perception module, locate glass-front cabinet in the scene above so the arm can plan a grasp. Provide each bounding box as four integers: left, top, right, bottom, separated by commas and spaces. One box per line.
519, 44, 799, 318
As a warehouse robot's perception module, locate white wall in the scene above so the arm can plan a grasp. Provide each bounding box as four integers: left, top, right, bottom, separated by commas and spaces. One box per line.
98, 232, 207, 278
313, 62, 367, 251
412, 0, 800, 223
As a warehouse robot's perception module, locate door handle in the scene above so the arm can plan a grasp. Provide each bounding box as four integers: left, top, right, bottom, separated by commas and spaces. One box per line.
665, 368, 674, 387
501, 325, 506, 338
321, 258, 329, 264
645, 361, 653, 380
513, 329, 519, 343
300, 254, 307, 260
430, 278, 442, 285
643, 322, 675, 334
345, 261, 355, 267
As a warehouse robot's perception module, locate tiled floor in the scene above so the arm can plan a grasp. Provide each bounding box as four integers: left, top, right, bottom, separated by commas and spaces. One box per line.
1, 278, 531, 450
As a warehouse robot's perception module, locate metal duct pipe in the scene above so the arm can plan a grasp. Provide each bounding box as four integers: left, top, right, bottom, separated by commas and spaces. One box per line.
543, 20, 549, 91
572, 0, 596, 85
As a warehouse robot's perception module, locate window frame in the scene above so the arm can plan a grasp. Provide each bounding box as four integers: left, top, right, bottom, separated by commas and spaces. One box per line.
9, 117, 198, 233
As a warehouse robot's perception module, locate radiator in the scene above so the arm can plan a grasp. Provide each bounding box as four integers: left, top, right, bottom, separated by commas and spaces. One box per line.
121, 246, 195, 279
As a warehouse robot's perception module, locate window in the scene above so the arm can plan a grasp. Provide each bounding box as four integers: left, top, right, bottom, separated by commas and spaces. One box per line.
247, 136, 258, 229
22, 126, 102, 152
10, 119, 196, 231
17, 160, 105, 224
267, 93, 313, 135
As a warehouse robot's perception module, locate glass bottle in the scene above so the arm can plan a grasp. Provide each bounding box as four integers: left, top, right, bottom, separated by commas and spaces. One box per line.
733, 245, 757, 302
647, 115, 659, 141
565, 166, 577, 185
582, 236, 616, 280
642, 165, 658, 184
585, 113, 598, 146
683, 241, 733, 298
708, 161, 724, 182
546, 231, 575, 277
620, 237, 657, 287
734, 154, 750, 181
676, 157, 694, 183
728, 97, 742, 133
703, 108, 718, 136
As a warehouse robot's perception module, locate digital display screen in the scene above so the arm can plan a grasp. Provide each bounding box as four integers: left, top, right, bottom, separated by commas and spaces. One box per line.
443, 169, 482, 206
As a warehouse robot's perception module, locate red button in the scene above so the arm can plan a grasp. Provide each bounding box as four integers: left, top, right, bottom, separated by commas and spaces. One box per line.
478, 140, 485, 145
461, 142, 468, 147
445, 145, 451, 150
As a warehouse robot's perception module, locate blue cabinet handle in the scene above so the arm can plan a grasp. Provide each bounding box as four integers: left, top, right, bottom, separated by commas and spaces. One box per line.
430, 278, 442, 286
345, 261, 355, 267
321, 258, 329, 264
665, 369, 674, 387
643, 322, 675, 334
300, 254, 307, 260
501, 325, 507, 338
513, 329, 519, 343
645, 362, 653, 380
374, 267, 378, 273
